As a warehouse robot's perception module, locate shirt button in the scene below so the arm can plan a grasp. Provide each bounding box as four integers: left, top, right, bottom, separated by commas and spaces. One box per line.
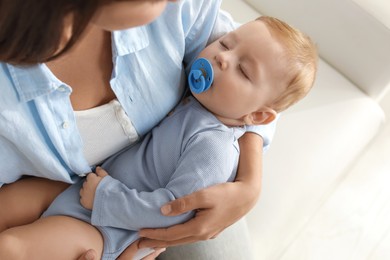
58, 86, 66, 92
62, 121, 69, 129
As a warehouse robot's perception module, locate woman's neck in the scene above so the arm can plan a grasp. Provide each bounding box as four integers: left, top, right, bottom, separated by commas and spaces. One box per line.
46, 25, 116, 110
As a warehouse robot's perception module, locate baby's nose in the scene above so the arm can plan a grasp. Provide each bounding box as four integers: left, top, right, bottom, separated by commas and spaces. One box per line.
216, 53, 228, 70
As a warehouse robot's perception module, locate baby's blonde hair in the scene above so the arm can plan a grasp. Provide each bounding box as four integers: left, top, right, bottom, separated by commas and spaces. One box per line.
257, 16, 318, 112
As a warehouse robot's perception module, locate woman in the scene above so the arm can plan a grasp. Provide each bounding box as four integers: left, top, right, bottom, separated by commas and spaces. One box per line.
0, 0, 276, 259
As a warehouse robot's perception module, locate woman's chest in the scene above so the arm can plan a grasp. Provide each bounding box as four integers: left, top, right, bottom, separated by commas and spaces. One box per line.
47, 29, 116, 110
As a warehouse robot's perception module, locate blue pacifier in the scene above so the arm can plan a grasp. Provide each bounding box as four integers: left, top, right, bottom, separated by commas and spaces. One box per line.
188, 58, 214, 94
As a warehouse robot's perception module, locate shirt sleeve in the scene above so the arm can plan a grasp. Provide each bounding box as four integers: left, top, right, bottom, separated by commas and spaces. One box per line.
91, 131, 238, 230
182, 0, 223, 73
207, 9, 240, 45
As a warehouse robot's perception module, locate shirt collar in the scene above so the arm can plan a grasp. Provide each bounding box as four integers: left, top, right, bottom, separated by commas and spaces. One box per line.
111, 25, 149, 57
7, 26, 149, 102
6, 63, 64, 102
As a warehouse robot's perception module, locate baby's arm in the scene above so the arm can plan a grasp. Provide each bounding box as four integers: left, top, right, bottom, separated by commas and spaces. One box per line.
0, 177, 69, 232
87, 131, 238, 231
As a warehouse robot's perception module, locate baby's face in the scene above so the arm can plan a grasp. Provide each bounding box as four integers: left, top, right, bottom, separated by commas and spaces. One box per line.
193, 20, 289, 125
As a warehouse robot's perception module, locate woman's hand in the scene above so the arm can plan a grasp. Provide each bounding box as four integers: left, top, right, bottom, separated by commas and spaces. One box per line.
80, 167, 108, 210
138, 133, 264, 248
77, 243, 166, 260
118, 242, 166, 260
138, 182, 259, 247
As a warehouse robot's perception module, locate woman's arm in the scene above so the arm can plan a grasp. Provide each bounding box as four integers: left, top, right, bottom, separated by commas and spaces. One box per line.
137, 132, 263, 247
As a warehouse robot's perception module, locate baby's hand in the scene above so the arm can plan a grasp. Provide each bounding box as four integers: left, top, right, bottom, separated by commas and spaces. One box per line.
80, 167, 108, 210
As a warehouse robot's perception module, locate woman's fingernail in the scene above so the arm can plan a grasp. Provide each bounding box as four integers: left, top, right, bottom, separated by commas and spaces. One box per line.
161, 204, 171, 215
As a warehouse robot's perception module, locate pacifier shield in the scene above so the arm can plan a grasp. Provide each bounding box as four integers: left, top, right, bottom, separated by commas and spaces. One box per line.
188, 58, 214, 94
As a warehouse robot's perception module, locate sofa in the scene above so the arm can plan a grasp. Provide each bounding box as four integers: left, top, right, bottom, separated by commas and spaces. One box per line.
221, 0, 390, 259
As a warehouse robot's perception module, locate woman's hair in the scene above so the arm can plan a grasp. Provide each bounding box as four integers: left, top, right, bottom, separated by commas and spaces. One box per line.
257, 16, 318, 113
0, 0, 115, 65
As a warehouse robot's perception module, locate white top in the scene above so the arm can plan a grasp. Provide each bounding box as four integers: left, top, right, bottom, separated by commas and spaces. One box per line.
74, 99, 139, 166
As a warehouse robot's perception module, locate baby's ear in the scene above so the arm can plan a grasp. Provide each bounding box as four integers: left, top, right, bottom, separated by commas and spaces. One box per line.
244, 107, 277, 125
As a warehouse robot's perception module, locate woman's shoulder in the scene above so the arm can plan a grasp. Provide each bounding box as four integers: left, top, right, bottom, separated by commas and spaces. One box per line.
157, 0, 223, 32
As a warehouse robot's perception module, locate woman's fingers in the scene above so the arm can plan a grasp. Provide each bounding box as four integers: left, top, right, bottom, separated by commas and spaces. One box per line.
141, 248, 166, 260
138, 210, 224, 248
159, 186, 219, 216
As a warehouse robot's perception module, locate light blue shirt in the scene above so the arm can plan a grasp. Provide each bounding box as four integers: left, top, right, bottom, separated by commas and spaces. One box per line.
0, 0, 277, 187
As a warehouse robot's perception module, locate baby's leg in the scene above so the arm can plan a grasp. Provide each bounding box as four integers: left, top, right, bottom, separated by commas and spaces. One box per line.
0, 177, 69, 232
0, 215, 103, 260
